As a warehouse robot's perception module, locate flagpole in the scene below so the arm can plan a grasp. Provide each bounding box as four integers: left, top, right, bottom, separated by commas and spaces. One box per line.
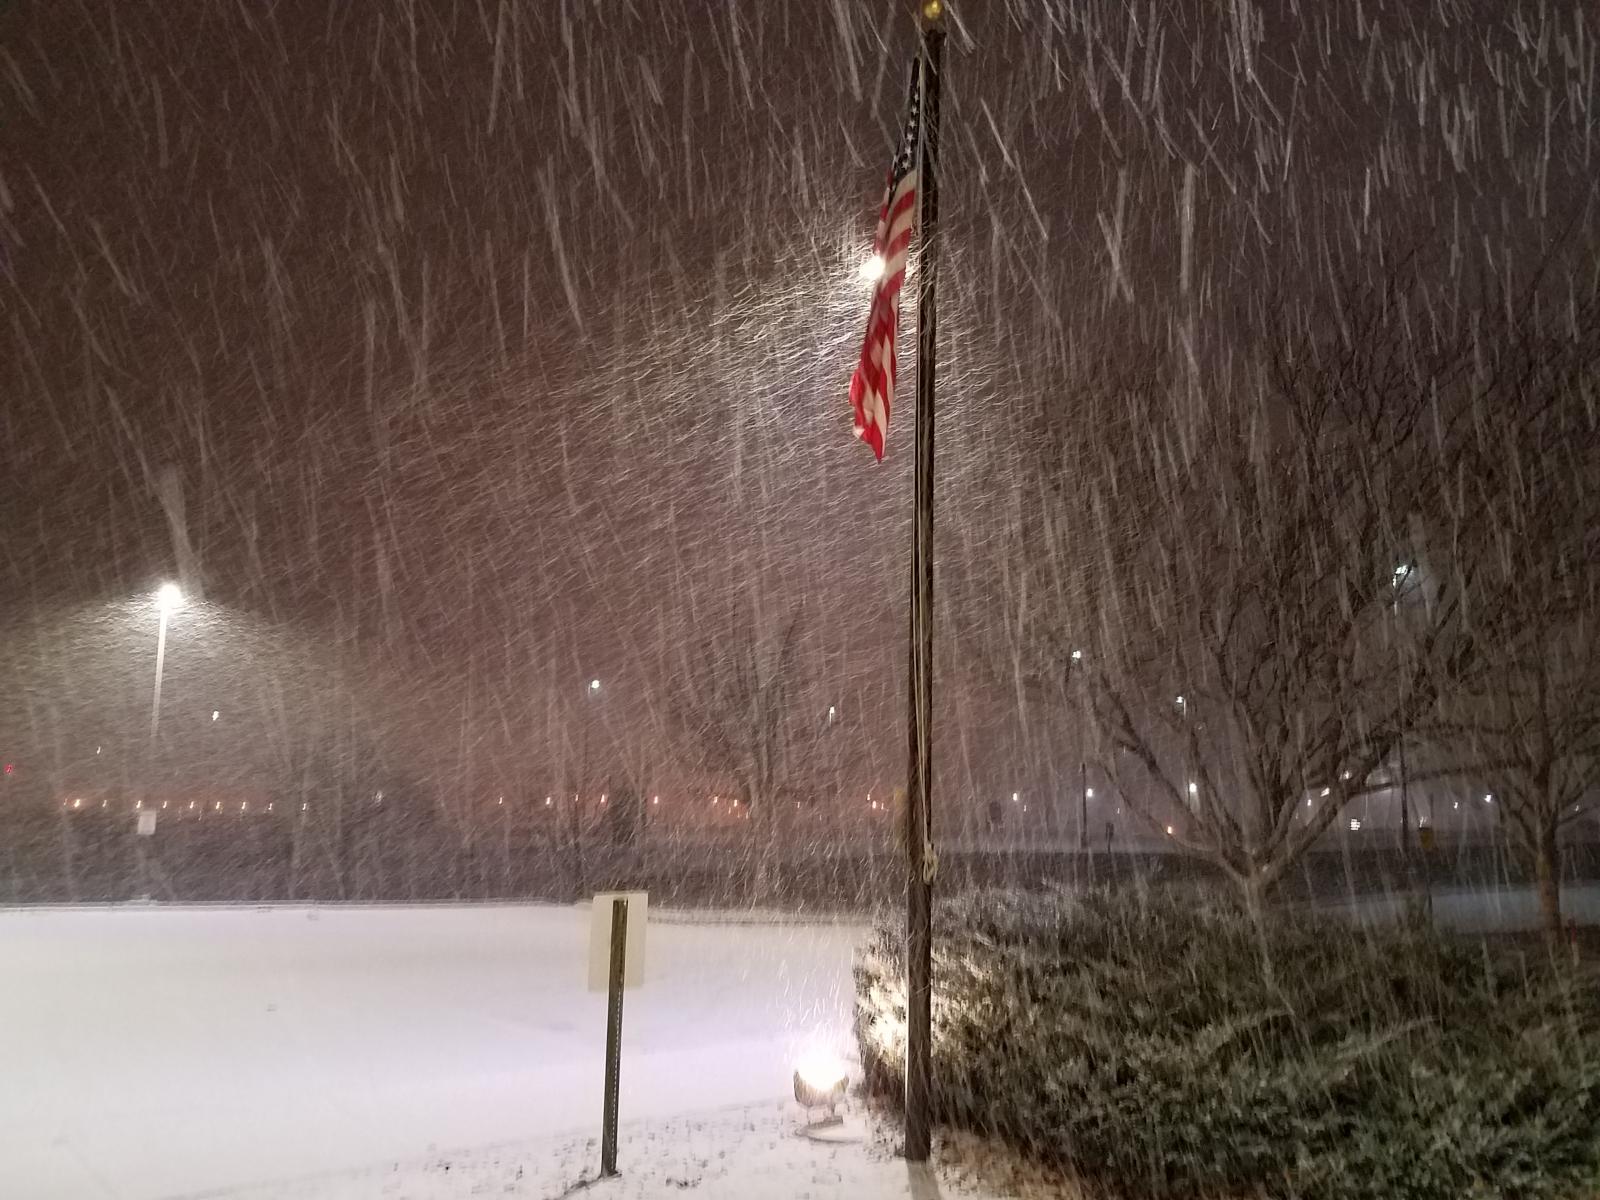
904, 0, 943, 1165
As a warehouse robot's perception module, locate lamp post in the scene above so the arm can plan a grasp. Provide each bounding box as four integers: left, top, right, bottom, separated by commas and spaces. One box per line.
569, 677, 602, 899
139, 582, 182, 901
1391, 563, 1414, 863
150, 582, 183, 742
1079, 761, 1089, 852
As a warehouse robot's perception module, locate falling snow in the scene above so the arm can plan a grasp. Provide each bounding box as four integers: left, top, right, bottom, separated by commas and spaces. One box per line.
2, 0, 1598, 1196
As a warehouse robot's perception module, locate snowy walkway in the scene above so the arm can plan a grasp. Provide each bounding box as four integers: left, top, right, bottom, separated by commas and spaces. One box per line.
209, 1100, 1022, 1200
0, 905, 865, 1200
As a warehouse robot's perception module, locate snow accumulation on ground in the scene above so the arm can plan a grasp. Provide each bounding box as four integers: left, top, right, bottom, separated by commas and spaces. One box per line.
8, 892, 1592, 1200
212, 1100, 1041, 1200
4, 904, 994, 1200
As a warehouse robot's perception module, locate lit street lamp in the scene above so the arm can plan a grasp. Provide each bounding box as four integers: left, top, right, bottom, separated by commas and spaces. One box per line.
150, 582, 183, 741
137, 581, 182, 901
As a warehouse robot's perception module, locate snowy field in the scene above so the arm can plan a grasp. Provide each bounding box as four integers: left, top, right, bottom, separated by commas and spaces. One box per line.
1323, 882, 1600, 931
212, 1101, 1026, 1200
0, 905, 866, 1200
7, 891, 1596, 1200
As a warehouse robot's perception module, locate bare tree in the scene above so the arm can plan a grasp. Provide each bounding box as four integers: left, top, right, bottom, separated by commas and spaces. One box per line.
667, 597, 826, 901
1419, 281, 1600, 936
1012, 279, 1476, 911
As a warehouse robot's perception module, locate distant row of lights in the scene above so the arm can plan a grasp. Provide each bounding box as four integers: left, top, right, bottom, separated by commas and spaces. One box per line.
64, 797, 302, 813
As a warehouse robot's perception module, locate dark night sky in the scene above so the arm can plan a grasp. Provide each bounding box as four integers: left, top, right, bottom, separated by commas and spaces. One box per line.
2, 0, 1593, 815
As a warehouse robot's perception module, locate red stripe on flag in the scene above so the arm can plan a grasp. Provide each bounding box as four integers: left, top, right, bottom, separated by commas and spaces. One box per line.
848, 64, 920, 460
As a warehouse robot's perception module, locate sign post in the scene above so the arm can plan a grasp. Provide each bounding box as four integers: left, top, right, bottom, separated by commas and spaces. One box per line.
587, 890, 646, 1179
600, 895, 627, 1178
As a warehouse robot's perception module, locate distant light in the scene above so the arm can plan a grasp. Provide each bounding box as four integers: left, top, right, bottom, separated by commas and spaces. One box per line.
72, 798, 82, 809
1165, 825, 1174, 836
240, 801, 247, 812
600, 796, 608, 806
827, 705, 837, 720
1349, 818, 1362, 832
870, 800, 878, 810
135, 799, 143, 809
301, 802, 308, 812
1012, 792, 1020, 803
1085, 788, 1094, 799
95, 746, 101, 755
211, 711, 219, 722
2, 764, 11, 775
1453, 801, 1460, 810
267, 803, 273, 812
1187, 781, 1198, 796
375, 791, 384, 801
1071, 649, 1083, 662
214, 802, 222, 811
589, 678, 602, 693
652, 795, 660, 805
712, 797, 719, 806
545, 796, 553, 806
156, 582, 183, 613
858, 253, 885, 281
1483, 793, 1493, 804
188, 801, 196, 810
161, 801, 168, 809
497, 796, 504, 805
1341, 770, 1353, 780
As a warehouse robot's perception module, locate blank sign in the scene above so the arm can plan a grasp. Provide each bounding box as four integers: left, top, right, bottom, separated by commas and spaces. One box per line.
587, 892, 647, 991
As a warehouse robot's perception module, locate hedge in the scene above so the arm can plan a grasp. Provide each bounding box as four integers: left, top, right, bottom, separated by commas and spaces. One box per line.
855, 888, 1600, 1200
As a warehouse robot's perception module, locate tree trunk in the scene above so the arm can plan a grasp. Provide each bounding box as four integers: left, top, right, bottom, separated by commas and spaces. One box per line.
750, 798, 777, 904
1534, 820, 1562, 941
1239, 871, 1278, 990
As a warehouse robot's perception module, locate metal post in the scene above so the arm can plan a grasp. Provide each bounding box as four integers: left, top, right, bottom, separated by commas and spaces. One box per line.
1398, 731, 1411, 858
142, 606, 171, 904
600, 896, 628, 1178
1079, 760, 1088, 852
904, 5, 943, 1166
150, 607, 170, 744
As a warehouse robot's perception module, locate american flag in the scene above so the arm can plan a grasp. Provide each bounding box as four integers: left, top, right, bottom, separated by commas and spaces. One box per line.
849, 61, 922, 461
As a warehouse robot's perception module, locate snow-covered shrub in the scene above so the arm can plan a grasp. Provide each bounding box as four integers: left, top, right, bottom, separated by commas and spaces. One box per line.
855, 889, 1600, 1200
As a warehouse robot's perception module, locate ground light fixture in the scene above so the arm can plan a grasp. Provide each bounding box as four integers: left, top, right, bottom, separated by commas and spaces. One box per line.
792, 1048, 863, 1143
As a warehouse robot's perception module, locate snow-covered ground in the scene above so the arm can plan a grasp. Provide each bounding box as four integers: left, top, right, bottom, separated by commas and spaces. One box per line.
212, 1100, 1033, 1200
7, 889, 1594, 1199
1324, 882, 1600, 931
0, 905, 867, 1200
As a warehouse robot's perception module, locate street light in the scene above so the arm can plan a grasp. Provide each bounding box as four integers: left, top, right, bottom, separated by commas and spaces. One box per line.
150, 582, 183, 741
589, 678, 602, 694
139, 581, 184, 902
